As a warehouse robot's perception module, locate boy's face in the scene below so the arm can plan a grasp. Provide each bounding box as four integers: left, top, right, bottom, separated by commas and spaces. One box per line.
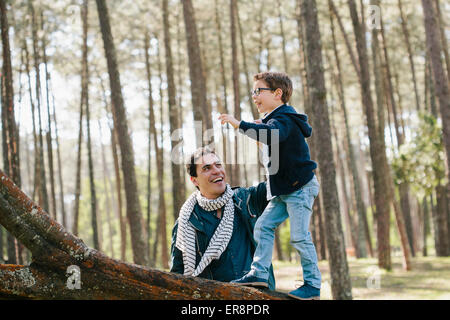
252, 80, 283, 114
191, 153, 227, 199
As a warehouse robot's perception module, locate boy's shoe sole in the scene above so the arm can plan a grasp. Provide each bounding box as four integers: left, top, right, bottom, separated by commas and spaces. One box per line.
233, 281, 269, 288
288, 293, 320, 300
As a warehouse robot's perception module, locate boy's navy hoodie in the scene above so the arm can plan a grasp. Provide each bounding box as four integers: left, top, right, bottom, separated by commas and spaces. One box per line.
238, 104, 317, 197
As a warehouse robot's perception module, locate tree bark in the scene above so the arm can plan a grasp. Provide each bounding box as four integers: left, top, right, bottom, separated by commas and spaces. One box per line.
328, 0, 361, 82
434, 0, 450, 82
0, 170, 291, 300
378, 13, 415, 258
49, 77, 66, 228
434, 184, 449, 256
144, 32, 168, 268
72, 58, 84, 237
81, 0, 100, 251
29, 0, 49, 214
214, 0, 234, 183
397, 0, 421, 111
40, 12, 57, 222
348, 0, 393, 270
300, 0, 352, 300
329, 3, 369, 258
156, 36, 169, 269
230, 0, 241, 186
95, 0, 148, 266
182, 0, 212, 144
422, 197, 429, 256
96, 69, 127, 260
296, 0, 327, 261
98, 120, 115, 258
162, 0, 183, 220
1, 0, 22, 265
422, 0, 450, 227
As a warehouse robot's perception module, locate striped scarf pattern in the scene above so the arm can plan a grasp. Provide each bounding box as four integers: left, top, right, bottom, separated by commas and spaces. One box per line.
175, 184, 234, 277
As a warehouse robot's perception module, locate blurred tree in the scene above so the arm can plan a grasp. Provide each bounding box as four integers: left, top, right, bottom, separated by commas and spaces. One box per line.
393, 114, 449, 256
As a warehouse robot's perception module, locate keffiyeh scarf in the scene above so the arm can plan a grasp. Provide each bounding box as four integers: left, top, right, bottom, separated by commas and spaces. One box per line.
175, 184, 234, 276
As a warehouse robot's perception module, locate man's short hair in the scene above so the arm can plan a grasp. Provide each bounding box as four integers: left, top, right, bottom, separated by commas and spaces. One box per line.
253, 71, 293, 104
186, 147, 217, 177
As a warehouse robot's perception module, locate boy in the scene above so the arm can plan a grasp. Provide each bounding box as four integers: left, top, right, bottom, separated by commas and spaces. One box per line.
218, 71, 321, 300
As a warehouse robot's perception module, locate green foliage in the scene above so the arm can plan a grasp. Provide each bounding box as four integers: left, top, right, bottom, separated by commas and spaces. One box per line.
392, 113, 446, 198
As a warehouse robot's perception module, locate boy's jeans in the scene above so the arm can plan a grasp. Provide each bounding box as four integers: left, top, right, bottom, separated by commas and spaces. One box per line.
251, 175, 321, 289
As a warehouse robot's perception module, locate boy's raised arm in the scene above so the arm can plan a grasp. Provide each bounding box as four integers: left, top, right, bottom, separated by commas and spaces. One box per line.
238, 117, 292, 145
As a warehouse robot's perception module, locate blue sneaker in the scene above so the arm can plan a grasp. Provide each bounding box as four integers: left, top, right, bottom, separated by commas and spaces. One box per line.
231, 272, 268, 288
288, 283, 320, 300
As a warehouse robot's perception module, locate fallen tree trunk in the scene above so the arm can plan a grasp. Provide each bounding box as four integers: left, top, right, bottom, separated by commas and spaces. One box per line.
0, 170, 290, 300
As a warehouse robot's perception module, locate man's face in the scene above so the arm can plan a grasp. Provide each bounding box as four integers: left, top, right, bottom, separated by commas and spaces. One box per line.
252, 80, 282, 114
191, 153, 227, 199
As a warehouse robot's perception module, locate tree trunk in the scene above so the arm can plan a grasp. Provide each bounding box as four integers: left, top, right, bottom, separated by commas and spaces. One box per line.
422, 0, 450, 223
95, 67, 127, 260
1, 0, 21, 265
422, 197, 429, 256
300, 0, 352, 300
182, 0, 212, 144
98, 120, 115, 258
434, 0, 450, 82
434, 184, 449, 256
144, 32, 168, 268
81, 0, 100, 251
40, 12, 57, 221
348, 0, 392, 270
296, 0, 326, 261
175, 9, 186, 205
0, 170, 291, 300
230, 0, 241, 187
397, 0, 421, 111
72, 79, 83, 237
329, 3, 369, 258
275, 0, 289, 73
22, 39, 39, 204
29, 0, 49, 214
236, 3, 258, 120
379, 14, 415, 258
156, 36, 169, 269
95, 0, 148, 266
110, 125, 127, 261
214, 0, 234, 183
49, 77, 67, 228
162, 0, 183, 220
329, 0, 361, 82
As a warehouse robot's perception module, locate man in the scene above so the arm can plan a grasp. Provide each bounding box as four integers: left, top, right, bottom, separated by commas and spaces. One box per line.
170, 147, 275, 290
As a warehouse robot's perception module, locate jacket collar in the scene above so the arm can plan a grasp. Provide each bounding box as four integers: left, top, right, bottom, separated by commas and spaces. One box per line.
187, 191, 246, 234
262, 104, 292, 123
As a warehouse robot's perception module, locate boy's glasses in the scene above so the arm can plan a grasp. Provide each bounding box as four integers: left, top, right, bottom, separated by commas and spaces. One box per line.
251, 88, 273, 96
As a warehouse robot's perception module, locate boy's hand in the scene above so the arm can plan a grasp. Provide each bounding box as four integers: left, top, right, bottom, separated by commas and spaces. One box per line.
253, 119, 262, 124
218, 114, 241, 129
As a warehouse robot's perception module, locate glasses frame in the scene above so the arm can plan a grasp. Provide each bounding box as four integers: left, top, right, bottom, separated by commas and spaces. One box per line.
251, 87, 274, 96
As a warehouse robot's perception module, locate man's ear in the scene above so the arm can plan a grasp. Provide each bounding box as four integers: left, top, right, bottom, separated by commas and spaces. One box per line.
190, 176, 199, 188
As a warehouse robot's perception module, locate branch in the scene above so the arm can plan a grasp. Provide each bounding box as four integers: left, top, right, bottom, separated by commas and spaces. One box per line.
0, 171, 291, 300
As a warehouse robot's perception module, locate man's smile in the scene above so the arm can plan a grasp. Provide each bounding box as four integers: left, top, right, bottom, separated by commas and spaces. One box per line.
211, 177, 224, 184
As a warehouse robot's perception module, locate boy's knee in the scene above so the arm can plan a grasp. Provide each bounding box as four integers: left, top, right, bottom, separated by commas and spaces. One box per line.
254, 220, 275, 240
290, 231, 311, 245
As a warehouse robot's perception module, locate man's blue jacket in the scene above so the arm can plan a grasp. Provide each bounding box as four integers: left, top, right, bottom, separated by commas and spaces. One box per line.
170, 182, 276, 290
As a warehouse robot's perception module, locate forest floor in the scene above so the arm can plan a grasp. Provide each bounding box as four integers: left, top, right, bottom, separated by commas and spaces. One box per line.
273, 255, 450, 300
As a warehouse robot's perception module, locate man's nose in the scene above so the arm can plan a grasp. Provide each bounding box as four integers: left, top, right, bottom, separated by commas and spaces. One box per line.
211, 165, 221, 174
